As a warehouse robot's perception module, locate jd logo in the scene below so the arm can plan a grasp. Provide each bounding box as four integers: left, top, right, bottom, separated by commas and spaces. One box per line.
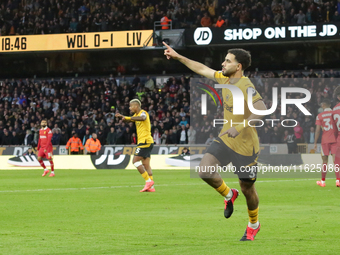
92, 154, 131, 169
194, 28, 212, 45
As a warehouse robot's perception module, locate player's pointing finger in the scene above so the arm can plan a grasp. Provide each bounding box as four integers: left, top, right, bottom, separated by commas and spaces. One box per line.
162, 41, 171, 49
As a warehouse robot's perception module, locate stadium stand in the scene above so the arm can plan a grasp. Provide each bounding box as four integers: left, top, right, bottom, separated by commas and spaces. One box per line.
0, 69, 338, 146
0, 0, 339, 35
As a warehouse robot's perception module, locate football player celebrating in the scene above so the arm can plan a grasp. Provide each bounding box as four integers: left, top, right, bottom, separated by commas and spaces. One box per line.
116, 99, 155, 192
164, 42, 267, 241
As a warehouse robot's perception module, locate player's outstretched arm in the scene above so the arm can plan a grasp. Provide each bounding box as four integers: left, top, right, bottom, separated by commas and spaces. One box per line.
116, 113, 129, 122
163, 42, 216, 81
116, 113, 146, 122
130, 116, 146, 121
314, 125, 321, 149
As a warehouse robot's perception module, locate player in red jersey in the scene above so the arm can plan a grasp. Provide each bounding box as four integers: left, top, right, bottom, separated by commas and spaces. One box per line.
332, 88, 340, 187
37, 119, 55, 177
314, 99, 337, 187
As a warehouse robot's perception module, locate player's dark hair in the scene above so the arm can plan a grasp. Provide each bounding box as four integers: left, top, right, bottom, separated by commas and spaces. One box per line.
321, 98, 331, 107
228, 48, 251, 70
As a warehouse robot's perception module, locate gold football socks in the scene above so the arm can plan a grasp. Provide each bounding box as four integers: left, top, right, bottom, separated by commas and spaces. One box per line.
215, 181, 231, 197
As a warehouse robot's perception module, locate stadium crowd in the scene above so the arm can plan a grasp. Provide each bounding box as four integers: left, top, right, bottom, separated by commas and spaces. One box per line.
0, 69, 339, 147
0, 0, 340, 35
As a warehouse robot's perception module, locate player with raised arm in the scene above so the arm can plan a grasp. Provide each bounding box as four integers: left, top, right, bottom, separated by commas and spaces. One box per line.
163, 42, 267, 241
37, 119, 55, 177
331, 89, 340, 187
116, 99, 155, 192
314, 99, 337, 187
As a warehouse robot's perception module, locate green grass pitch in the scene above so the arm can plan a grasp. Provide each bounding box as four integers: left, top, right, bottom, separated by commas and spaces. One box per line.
0, 170, 339, 255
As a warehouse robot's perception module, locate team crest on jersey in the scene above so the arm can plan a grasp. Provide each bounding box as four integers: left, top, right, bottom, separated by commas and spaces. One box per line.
44, 131, 46, 134
247, 87, 257, 97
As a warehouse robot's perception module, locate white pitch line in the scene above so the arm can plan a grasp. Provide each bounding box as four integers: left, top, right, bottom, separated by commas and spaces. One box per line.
0, 179, 316, 193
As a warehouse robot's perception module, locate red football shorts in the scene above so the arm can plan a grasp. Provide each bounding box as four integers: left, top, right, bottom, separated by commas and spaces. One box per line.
38, 148, 53, 159
321, 143, 337, 156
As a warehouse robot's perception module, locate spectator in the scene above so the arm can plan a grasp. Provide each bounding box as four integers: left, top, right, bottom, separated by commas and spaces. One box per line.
307, 127, 315, 144
12, 131, 20, 145
161, 14, 171, 29
214, 16, 225, 27
187, 126, 196, 144
169, 127, 178, 144
270, 127, 281, 143
24, 130, 33, 146
107, 127, 118, 145
201, 13, 212, 27
205, 133, 215, 145
201, 121, 211, 143
302, 116, 313, 143
179, 116, 188, 126
97, 126, 106, 145
306, 9, 313, 23
296, 10, 306, 24
66, 133, 84, 154
333, 11, 340, 22
261, 127, 271, 144
2, 129, 12, 145
161, 130, 168, 144
194, 15, 202, 27
60, 130, 69, 145
208, 0, 217, 17
123, 127, 132, 145
69, 18, 78, 32
180, 147, 190, 156
131, 133, 137, 144
52, 128, 61, 145
85, 133, 101, 155
239, 10, 248, 27
284, 130, 297, 154
294, 122, 304, 143
83, 130, 92, 145
23, 148, 35, 156
179, 125, 187, 144
153, 128, 161, 145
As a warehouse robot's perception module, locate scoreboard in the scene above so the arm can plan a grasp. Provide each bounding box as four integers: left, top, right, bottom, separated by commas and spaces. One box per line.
0, 30, 153, 52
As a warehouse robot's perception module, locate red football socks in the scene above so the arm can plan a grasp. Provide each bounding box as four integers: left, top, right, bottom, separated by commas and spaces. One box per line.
49, 160, 54, 172
321, 163, 327, 181
39, 159, 46, 169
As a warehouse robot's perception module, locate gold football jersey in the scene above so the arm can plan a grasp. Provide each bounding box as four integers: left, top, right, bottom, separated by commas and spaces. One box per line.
214, 71, 262, 156
132, 110, 154, 145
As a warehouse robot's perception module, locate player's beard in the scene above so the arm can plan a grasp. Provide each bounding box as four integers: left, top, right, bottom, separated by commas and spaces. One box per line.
41, 124, 46, 128
222, 66, 237, 77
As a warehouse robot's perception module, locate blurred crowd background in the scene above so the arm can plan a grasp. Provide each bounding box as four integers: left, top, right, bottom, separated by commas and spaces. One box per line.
0, 0, 339, 35
1, 69, 339, 147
